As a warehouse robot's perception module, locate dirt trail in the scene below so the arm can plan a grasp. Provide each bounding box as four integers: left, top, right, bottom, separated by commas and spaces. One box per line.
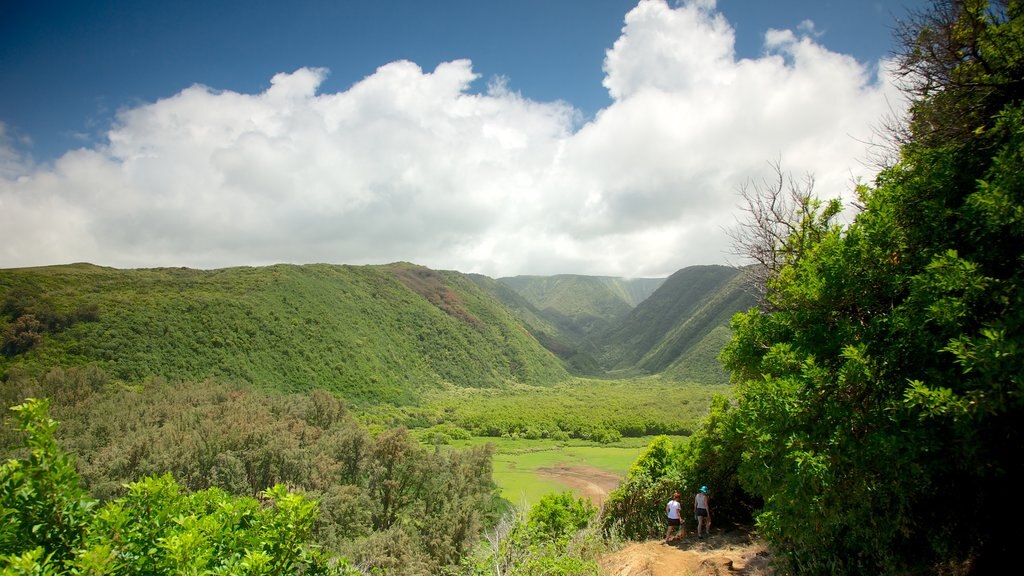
535, 465, 774, 575
600, 530, 773, 576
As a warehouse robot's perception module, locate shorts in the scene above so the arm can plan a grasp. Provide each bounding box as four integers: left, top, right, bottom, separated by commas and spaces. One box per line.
667, 517, 681, 527
696, 508, 708, 517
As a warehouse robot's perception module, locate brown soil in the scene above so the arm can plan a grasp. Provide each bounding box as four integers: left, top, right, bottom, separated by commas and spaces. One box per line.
536, 464, 775, 575
600, 530, 773, 576
535, 465, 623, 507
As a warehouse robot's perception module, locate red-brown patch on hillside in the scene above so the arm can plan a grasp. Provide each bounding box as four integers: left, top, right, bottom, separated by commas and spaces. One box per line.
390, 264, 483, 328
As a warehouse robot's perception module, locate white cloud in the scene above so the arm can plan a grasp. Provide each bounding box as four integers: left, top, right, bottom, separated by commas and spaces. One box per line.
797, 19, 823, 38
0, 0, 906, 277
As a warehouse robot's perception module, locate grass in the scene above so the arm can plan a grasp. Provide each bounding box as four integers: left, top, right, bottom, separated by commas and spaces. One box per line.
450, 435, 681, 508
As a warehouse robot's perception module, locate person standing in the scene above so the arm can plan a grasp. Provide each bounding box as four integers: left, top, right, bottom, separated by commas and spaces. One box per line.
694, 485, 711, 538
664, 491, 685, 543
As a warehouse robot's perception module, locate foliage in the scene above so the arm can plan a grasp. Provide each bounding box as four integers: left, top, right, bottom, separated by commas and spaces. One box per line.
0, 373, 503, 574
465, 494, 604, 576
599, 436, 686, 540
0, 399, 359, 575
705, 2, 1024, 572
674, 395, 760, 526
0, 263, 568, 405
599, 396, 760, 542
895, 0, 1024, 149
726, 161, 843, 306
526, 492, 596, 541
0, 399, 91, 567
594, 265, 755, 377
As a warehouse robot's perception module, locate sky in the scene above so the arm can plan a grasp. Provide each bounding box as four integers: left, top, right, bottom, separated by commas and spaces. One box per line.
0, 0, 929, 277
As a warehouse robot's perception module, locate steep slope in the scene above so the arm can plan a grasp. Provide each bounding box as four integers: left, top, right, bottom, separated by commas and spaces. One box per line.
595, 265, 756, 381
651, 271, 756, 383
0, 263, 568, 404
497, 275, 665, 343
466, 274, 603, 374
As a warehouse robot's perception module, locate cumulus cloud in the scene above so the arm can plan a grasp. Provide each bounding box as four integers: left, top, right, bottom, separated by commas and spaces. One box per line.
0, 0, 906, 277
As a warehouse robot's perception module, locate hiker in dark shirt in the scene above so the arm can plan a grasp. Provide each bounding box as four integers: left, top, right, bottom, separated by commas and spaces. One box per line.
694, 485, 711, 538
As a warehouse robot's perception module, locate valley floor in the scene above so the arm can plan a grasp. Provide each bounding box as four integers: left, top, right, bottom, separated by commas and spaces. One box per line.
535, 464, 621, 507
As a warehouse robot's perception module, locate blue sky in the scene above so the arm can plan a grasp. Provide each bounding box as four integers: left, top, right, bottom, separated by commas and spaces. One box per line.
1, 0, 929, 276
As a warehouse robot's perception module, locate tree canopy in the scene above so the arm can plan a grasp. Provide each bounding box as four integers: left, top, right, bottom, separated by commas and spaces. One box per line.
602, 2, 1024, 573
715, 0, 1024, 572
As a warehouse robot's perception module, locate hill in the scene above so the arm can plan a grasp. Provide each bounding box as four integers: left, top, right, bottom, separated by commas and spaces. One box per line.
0, 262, 569, 404
466, 274, 604, 375
497, 275, 665, 339
594, 265, 756, 381
1, 262, 754, 402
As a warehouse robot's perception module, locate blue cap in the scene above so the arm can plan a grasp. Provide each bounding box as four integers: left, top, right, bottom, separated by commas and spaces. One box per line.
700, 486, 708, 493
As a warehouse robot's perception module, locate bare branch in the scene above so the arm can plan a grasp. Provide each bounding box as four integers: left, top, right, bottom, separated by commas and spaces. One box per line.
726, 161, 830, 308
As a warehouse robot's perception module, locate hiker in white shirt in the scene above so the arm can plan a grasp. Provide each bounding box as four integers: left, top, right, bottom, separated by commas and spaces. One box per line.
664, 491, 685, 543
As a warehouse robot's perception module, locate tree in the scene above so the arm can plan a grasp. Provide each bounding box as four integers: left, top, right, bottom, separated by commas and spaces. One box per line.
1, 315, 43, 355
895, 0, 1024, 149
0, 399, 91, 566
727, 161, 843, 306
717, 1, 1024, 572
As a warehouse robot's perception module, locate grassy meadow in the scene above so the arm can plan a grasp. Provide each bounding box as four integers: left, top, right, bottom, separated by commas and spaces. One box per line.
453, 435, 672, 507
397, 376, 724, 507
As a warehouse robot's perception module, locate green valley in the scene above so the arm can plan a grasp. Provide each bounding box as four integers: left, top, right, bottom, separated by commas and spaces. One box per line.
0, 259, 748, 501
0, 260, 749, 573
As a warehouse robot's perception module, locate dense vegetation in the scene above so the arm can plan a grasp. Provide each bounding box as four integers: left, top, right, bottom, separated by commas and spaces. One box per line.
603, 1, 1023, 573
465, 274, 607, 375
0, 393, 614, 573
0, 263, 568, 404
493, 268, 751, 384
595, 266, 754, 381
1, 370, 507, 574
1, 398, 360, 574
369, 377, 726, 443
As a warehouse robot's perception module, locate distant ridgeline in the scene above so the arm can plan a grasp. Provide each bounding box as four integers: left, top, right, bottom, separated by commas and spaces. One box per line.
0, 262, 754, 404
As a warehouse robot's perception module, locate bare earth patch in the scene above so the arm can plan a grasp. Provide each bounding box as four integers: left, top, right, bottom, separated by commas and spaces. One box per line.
599, 530, 773, 576
535, 465, 623, 506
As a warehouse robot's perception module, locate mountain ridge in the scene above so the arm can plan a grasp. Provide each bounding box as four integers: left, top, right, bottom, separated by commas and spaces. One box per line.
0, 262, 755, 400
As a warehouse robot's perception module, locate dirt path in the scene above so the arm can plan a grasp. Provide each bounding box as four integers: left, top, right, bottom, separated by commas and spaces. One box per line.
600, 530, 773, 576
535, 465, 623, 506
533, 465, 773, 575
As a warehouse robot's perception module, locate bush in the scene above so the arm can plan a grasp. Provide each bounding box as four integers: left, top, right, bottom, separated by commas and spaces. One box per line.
0, 398, 358, 574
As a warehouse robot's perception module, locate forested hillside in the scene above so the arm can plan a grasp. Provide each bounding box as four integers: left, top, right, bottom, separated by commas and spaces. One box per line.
0, 262, 569, 404
466, 273, 604, 375
594, 265, 755, 381
497, 274, 664, 341
1, 262, 745, 395
490, 268, 754, 382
